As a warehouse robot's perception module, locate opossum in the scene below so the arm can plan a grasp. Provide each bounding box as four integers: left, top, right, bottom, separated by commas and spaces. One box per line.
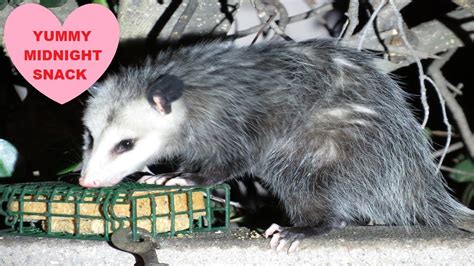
80, 39, 473, 252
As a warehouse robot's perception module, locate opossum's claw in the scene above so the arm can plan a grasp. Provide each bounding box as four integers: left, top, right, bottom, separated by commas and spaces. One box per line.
165, 177, 194, 186
277, 228, 305, 253
138, 175, 157, 184
264, 223, 283, 238
138, 175, 169, 185
276, 237, 289, 252
264, 223, 303, 253
288, 240, 301, 253
269, 232, 281, 249
138, 172, 197, 186
265, 222, 339, 253
277, 238, 301, 253
138, 172, 181, 185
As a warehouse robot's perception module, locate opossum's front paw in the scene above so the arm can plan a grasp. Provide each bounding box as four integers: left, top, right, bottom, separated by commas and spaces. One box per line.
138, 172, 179, 185
138, 172, 195, 186
264, 223, 304, 253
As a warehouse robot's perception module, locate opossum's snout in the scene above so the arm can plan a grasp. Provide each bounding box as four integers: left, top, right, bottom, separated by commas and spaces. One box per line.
78, 175, 125, 188
79, 137, 138, 188
78, 176, 98, 188
79, 133, 148, 188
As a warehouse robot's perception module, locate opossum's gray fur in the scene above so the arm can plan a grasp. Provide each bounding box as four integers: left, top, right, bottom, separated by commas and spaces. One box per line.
87, 39, 473, 231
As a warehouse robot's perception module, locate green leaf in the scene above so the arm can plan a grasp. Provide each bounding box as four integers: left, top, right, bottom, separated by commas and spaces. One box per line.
92, 0, 109, 8
0, 0, 8, 10
56, 162, 81, 175
462, 182, 474, 206
451, 158, 474, 183
0, 139, 19, 178
9, 0, 24, 6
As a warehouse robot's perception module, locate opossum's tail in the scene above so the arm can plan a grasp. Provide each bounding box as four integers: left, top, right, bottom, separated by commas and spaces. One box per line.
455, 216, 474, 232
411, 181, 473, 232
428, 174, 474, 232
423, 171, 474, 232
449, 198, 474, 232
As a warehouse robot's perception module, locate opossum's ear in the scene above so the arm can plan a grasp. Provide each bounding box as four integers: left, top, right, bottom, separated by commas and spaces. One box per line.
147, 74, 184, 115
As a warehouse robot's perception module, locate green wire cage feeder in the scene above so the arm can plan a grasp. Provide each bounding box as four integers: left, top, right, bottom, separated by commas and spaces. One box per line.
0, 182, 230, 241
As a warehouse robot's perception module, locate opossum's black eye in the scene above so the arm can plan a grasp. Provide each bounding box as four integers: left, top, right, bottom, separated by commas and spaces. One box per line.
113, 139, 135, 154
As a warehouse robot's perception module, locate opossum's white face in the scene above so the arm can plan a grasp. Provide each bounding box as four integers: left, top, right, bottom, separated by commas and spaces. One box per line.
80, 87, 186, 188
80, 99, 186, 187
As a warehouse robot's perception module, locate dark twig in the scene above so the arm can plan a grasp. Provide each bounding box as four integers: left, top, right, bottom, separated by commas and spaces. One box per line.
452, 0, 474, 15
388, 0, 432, 129
230, 3, 332, 39
446, 81, 463, 96
342, 0, 359, 40
251, 0, 293, 42
169, 0, 199, 41
381, 0, 452, 171
250, 14, 276, 45
431, 131, 460, 138
272, 0, 289, 34
356, 8, 474, 72
209, 195, 244, 209
441, 166, 474, 177
428, 48, 474, 157
433, 141, 464, 158
357, 0, 386, 50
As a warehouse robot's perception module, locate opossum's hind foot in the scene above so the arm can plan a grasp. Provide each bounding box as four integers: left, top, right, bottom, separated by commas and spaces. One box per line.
264, 224, 302, 253
264, 221, 346, 253
138, 172, 195, 186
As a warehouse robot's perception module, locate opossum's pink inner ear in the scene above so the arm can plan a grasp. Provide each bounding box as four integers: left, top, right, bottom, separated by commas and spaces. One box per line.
147, 74, 184, 115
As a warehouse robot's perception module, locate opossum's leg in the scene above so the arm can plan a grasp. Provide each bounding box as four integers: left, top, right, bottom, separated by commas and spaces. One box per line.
153, 171, 230, 186
159, 166, 233, 187
261, 146, 348, 252
139, 163, 233, 186
176, 172, 230, 186
264, 221, 346, 253
139, 172, 228, 186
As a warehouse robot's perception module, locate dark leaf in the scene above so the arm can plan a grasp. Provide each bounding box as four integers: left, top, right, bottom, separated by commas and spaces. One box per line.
40, 0, 67, 8
451, 158, 474, 183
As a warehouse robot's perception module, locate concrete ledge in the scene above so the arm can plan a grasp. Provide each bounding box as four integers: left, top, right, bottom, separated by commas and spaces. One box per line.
0, 226, 473, 265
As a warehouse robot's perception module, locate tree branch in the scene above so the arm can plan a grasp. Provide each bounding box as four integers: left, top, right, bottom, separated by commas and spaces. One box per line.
440, 165, 474, 177
428, 49, 474, 157
230, 3, 333, 39
433, 141, 464, 158
452, 0, 474, 15
342, 0, 359, 41
366, 9, 474, 72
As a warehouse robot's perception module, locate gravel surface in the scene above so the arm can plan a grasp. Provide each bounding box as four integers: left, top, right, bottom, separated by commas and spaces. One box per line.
0, 226, 473, 265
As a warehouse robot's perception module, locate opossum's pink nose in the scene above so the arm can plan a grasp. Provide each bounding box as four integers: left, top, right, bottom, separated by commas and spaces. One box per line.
79, 176, 98, 188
